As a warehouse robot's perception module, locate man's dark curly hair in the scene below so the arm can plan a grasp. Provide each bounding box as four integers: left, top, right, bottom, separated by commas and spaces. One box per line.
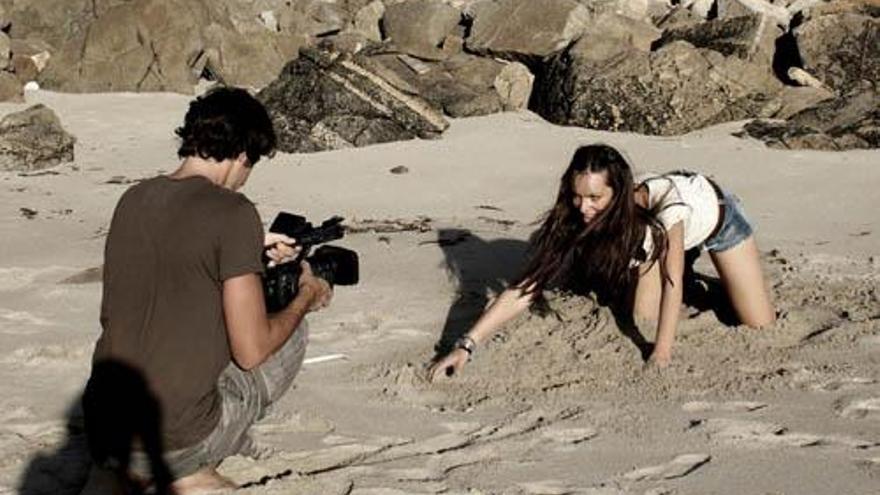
175, 86, 276, 166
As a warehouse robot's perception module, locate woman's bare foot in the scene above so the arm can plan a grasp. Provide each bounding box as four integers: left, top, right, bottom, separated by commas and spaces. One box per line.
170, 468, 236, 494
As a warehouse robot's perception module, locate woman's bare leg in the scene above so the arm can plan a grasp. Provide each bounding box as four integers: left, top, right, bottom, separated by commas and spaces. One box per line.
633, 260, 662, 322
709, 236, 775, 327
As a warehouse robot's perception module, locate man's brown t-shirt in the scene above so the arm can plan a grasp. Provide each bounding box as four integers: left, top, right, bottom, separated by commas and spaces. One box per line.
93, 175, 264, 450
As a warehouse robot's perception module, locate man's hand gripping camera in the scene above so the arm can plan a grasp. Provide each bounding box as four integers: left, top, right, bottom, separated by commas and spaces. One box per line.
262, 213, 359, 313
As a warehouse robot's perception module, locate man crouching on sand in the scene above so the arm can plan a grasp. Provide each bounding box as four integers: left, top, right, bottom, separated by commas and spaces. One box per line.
81, 87, 332, 494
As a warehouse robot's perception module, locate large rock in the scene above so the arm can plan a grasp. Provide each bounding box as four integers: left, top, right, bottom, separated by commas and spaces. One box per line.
39, 0, 209, 93
739, 90, 879, 150
795, 12, 879, 95
0, 71, 22, 102
0, 31, 10, 71
574, 11, 661, 62
717, 0, 792, 27
0, 104, 76, 172
532, 40, 784, 135
9, 39, 53, 83
258, 47, 449, 153
792, 0, 880, 18
655, 13, 781, 66
352, 0, 385, 42
365, 52, 507, 117
36, 0, 309, 92
3, 0, 98, 50
494, 61, 534, 110
201, 24, 304, 89
466, 0, 591, 61
383, 0, 461, 60
277, 0, 348, 37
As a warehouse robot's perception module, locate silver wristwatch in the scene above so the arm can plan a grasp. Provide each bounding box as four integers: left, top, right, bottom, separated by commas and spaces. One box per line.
455, 336, 476, 356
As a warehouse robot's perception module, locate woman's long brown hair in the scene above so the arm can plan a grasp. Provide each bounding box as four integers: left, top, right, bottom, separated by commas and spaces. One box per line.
515, 144, 667, 301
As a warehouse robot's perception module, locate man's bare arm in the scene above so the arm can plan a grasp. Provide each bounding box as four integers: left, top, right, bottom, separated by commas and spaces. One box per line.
223, 267, 329, 370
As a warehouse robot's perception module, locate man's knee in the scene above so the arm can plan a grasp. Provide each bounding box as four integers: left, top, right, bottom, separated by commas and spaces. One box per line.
254, 324, 308, 407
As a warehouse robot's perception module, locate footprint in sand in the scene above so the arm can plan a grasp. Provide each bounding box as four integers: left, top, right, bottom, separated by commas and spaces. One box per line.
682, 401, 767, 413
541, 426, 599, 452
696, 418, 877, 449
517, 479, 582, 494
835, 397, 880, 420
0, 268, 41, 292
0, 308, 55, 333
0, 344, 91, 366
622, 453, 711, 482
349, 488, 413, 495
813, 377, 877, 392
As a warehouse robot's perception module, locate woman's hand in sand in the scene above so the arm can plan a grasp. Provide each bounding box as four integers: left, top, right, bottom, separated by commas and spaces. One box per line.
265, 233, 301, 268
428, 349, 469, 382
645, 347, 672, 369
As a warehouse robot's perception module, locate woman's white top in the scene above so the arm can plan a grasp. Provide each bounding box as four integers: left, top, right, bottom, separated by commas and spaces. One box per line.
637, 172, 720, 256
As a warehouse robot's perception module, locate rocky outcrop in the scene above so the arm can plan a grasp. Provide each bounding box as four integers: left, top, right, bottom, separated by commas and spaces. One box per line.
0, 104, 76, 172
26, 0, 332, 93
258, 47, 449, 153
364, 52, 508, 117
794, 12, 879, 94
494, 61, 534, 111
0, 71, 22, 102
654, 13, 780, 66
38, 0, 210, 93
738, 90, 879, 150
575, 11, 661, 62
533, 40, 783, 135
466, 0, 591, 61
9, 39, 52, 83
383, 0, 462, 60
352, 1, 385, 43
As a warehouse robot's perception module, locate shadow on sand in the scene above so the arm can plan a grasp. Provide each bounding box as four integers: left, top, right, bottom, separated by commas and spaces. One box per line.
18, 360, 173, 495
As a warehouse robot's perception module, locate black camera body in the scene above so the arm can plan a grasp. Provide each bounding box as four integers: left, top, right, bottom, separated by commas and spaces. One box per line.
263, 213, 359, 313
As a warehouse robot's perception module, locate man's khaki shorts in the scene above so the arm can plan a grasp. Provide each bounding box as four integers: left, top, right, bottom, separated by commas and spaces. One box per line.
128, 323, 308, 480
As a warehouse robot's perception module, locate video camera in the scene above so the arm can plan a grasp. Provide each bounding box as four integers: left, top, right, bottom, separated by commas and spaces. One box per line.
262, 213, 359, 313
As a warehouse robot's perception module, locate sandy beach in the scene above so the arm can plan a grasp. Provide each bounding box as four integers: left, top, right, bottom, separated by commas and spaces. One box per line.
1, 89, 878, 494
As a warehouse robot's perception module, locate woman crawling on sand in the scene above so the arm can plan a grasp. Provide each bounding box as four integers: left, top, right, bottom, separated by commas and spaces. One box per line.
430, 143, 775, 379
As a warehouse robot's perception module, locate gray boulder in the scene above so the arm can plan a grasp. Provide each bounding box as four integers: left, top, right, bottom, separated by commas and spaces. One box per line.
258, 47, 449, 153
0, 71, 22, 102
3, 0, 98, 50
532, 40, 783, 135
466, 0, 591, 61
383, 0, 461, 60
35, 0, 315, 93
277, 0, 348, 37
795, 12, 879, 95
352, 1, 385, 42
655, 13, 781, 66
39, 0, 209, 93
10, 39, 53, 83
494, 61, 534, 111
575, 11, 661, 62
0, 31, 10, 71
717, 0, 792, 27
738, 90, 879, 150
367, 52, 507, 117
0, 104, 76, 172
201, 24, 304, 89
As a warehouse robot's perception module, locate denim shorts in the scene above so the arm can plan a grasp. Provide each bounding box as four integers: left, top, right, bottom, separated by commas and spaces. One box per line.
703, 189, 753, 252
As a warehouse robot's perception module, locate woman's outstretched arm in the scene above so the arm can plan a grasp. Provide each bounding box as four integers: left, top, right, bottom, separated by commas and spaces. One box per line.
428, 285, 534, 381
650, 221, 685, 367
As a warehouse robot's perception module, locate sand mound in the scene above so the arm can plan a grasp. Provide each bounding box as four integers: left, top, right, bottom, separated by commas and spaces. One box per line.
362, 250, 880, 411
